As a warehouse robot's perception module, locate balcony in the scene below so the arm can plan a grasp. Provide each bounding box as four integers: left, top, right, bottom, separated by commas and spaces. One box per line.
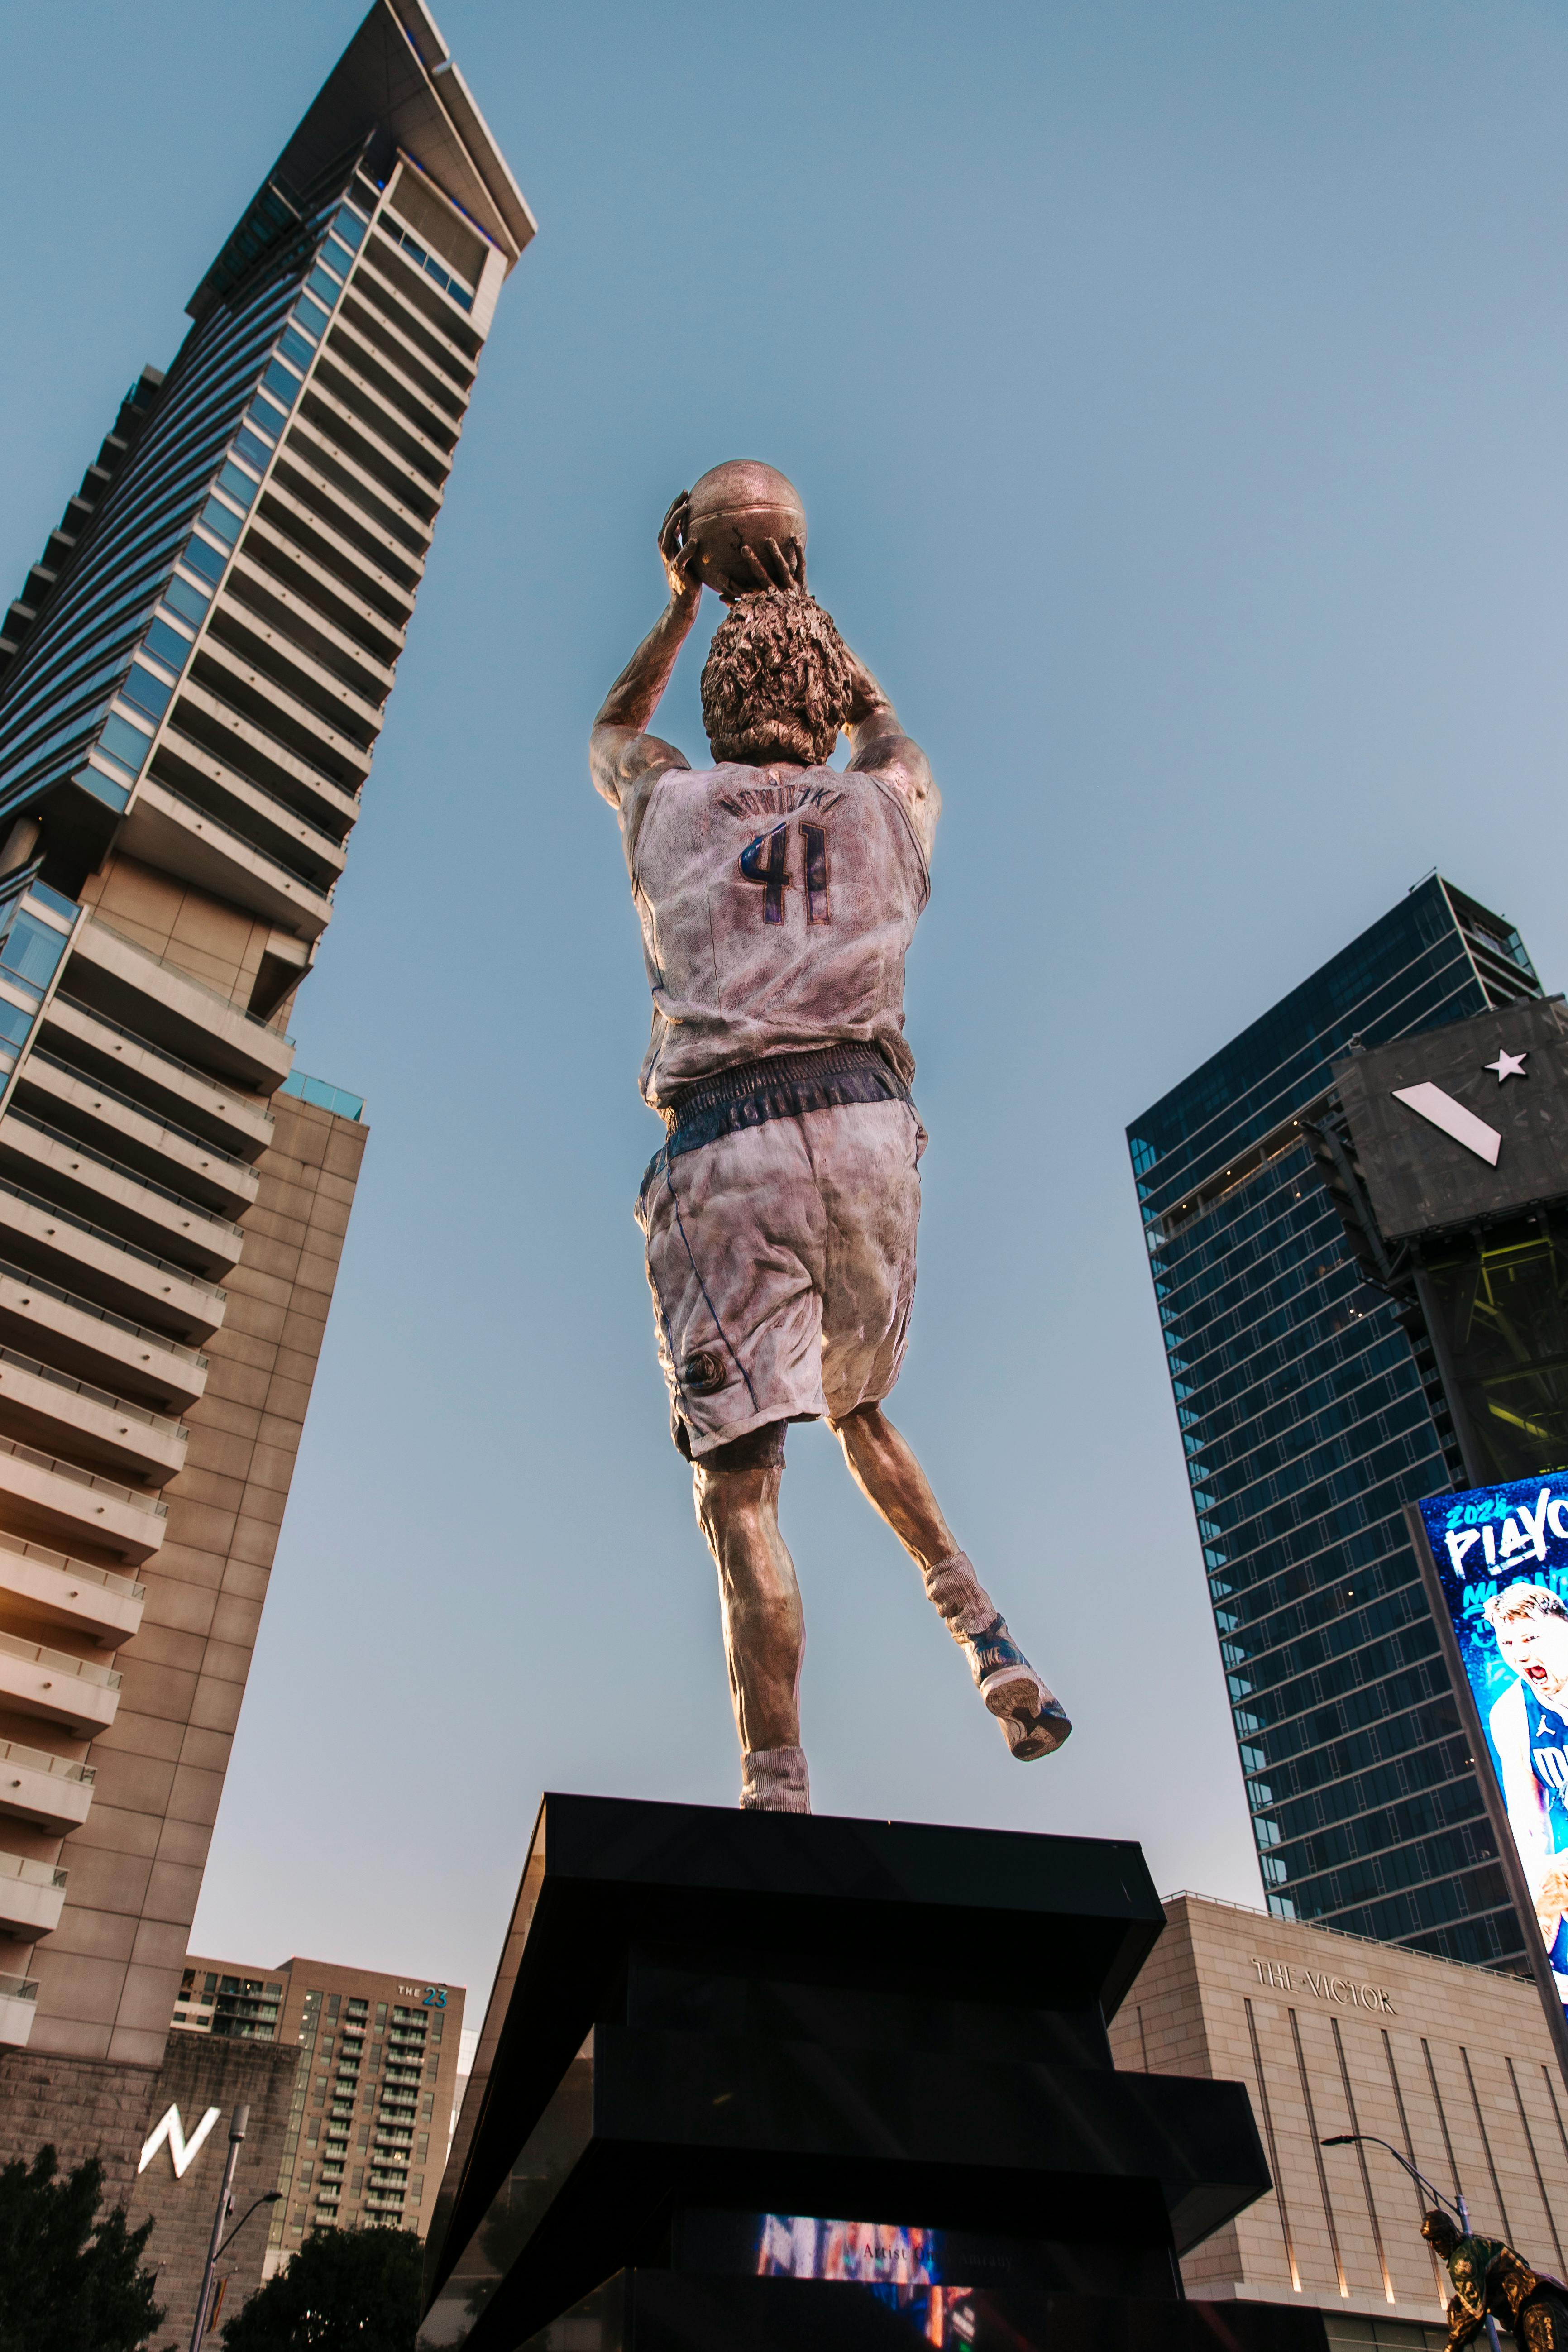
0, 1627, 120, 1737
312, 343, 454, 483
191, 635, 372, 794
289, 402, 438, 552
0, 1529, 144, 1646
225, 548, 397, 705
269, 446, 423, 599
0, 1852, 66, 1937
0, 1338, 185, 1486
39, 996, 275, 1163
0, 1431, 167, 1565
14, 1054, 261, 1220
0, 1257, 208, 1414
233, 520, 409, 677
323, 319, 461, 456
152, 727, 353, 872
356, 245, 479, 382
0, 1737, 94, 1830
0, 1974, 38, 2048
0, 1173, 227, 1344
139, 672, 361, 845
205, 600, 384, 750
115, 777, 335, 946
0, 1110, 244, 1281
63, 920, 293, 1093
335, 289, 470, 429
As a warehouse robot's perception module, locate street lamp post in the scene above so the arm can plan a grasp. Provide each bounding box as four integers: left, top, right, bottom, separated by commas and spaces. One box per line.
188, 2103, 284, 2351
1322, 2132, 1502, 2352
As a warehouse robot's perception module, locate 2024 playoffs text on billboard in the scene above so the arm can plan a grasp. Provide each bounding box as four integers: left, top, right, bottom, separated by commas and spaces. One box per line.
1415, 1477, 1568, 2022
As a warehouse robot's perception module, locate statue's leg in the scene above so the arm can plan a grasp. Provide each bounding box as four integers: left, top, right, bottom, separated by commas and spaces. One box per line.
692, 1429, 810, 1812
829, 1402, 1071, 1761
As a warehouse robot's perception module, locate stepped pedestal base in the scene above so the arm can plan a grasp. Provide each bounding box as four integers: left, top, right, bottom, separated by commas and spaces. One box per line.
419, 1796, 1315, 2352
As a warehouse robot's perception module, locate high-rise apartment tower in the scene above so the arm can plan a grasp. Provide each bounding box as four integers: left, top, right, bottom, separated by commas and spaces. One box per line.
172, 1952, 466, 2257
1128, 878, 1543, 1973
0, 0, 530, 2145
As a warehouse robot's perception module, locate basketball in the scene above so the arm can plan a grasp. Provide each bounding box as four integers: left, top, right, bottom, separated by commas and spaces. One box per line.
684, 460, 807, 598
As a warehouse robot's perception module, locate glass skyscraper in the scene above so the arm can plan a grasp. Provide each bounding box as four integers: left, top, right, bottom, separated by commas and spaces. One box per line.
0, 0, 531, 2257
1128, 877, 1544, 1971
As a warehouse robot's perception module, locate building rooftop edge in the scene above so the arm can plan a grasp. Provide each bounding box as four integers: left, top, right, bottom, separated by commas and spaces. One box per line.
1161, 1888, 1535, 1985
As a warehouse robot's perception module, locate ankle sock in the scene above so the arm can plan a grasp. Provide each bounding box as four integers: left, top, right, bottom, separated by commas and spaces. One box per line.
923, 1550, 1001, 1642
740, 1745, 812, 1812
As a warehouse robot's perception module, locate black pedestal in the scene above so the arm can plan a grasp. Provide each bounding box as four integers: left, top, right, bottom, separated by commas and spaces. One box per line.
418, 1796, 1311, 2352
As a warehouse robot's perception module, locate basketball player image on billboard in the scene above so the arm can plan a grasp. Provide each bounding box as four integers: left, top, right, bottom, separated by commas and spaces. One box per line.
1483, 1584, 1568, 1996
590, 463, 1070, 1811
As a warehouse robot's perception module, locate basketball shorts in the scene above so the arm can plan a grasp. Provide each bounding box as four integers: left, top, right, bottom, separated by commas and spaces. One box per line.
636, 1095, 926, 1460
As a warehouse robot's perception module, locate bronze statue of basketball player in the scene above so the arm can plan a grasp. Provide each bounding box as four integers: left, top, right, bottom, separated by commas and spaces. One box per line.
1424, 2210, 1568, 2352
590, 463, 1070, 1812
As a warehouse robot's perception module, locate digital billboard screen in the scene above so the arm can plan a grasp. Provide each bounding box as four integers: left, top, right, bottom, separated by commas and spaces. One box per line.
1409, 1476, 1568, 2064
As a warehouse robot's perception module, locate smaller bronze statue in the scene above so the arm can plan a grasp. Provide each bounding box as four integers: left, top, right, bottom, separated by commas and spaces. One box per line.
1424, 2209, 1568, 2352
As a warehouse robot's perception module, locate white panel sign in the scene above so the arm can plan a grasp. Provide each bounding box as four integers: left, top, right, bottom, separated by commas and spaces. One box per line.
1391, 1081, 1502, 1166
138, 2102, 221, 2178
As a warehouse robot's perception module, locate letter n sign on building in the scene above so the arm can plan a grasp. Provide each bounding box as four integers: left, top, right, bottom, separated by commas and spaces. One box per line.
139, 2102, 221, 2179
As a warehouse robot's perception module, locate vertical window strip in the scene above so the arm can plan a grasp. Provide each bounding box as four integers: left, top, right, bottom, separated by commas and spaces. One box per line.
1423, 2040, 1467, 2212
1245, 1996, 1301, 2292
1506, 2055, 1565, 2274
1330, 2016, 1394, 2301
1460, 2047, 1513, 2242
1542, 2065, 1568, 2174
1136, 2004, 1151, 2073
1384, 2030, 1451, 2310
1290, 2007, 1349, 2296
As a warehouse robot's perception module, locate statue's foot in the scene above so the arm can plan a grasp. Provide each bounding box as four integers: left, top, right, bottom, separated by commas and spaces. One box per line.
965, 1617, 1073, 1761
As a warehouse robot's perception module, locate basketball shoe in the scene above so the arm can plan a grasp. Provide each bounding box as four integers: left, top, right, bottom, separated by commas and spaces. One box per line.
962, 1616, 1072, 1761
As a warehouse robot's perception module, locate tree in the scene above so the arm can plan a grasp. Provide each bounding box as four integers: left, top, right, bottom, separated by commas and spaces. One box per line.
0, 2144, 163, 2352
221, 2226, 423, 2352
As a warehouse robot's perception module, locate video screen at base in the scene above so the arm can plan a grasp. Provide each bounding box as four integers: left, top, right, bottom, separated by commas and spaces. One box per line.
755, 2217, 974, 2343
1414, 1476, 1568, 2029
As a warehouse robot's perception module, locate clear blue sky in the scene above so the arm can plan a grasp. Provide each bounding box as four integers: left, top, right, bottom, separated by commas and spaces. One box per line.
2, 1, 1566, 2003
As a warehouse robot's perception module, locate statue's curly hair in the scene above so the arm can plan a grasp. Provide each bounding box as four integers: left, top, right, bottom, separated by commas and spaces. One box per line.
700, 588, 853, 767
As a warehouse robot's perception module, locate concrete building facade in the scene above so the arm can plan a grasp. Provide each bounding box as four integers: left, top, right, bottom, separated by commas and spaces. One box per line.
0, 0, 530, 2167
173, 1950, 465, 2259
1110, 1891, 1568, 2346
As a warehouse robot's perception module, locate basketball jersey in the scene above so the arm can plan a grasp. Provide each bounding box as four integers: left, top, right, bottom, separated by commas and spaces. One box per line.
617, 751, 938, 1109
1524, 1684, 1568, 1973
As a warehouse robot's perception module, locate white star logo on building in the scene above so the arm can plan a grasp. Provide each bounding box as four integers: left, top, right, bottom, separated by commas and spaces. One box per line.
1484, 1049, 1528, 1083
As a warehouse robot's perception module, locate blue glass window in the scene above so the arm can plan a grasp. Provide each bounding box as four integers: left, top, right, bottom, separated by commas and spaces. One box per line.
182, 533, 227, 584
144, 616, 192, 671
262, 359, 303, 410
232, 427, 272, 473
320, 237, 355, 279
292, 296, 330, 343
163, 574, 210, 628
120, 665, 172, 722
0, 910, 66, 992
277, 327, 315, 373
199, 495, 243, 547
73, 767, 130, 813
306, 265, 341, 306
247, 393, 289, 444
332, 206, 367, 249
97, 714, 149, 775
0, 999, 34, 1051
217, 460, 257, 511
